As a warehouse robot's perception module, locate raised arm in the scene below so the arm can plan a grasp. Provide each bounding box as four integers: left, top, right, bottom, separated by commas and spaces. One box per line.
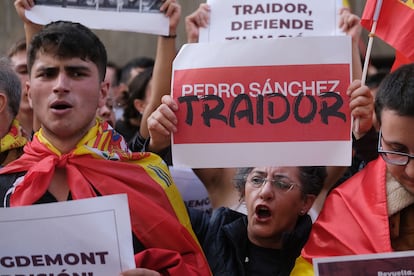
14, 0, 43, 47
138, 0, 181, 139
338, 8, 363, 81
185, 3, 210, 43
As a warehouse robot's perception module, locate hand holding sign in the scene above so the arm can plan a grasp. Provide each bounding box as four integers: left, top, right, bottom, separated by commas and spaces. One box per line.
346, 80, 374, 139
185, 3, 210, 43
147, 95, 179, 153
199, 0, 342, 42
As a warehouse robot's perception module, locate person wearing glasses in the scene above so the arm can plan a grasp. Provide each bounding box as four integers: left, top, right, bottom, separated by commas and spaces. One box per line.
189, 166, 326, 275
292, 63, 414, 275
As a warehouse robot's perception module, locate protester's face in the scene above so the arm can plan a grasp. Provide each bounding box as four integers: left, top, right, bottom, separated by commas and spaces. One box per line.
10, 50, 31, 113
245, 167, 307, 249
27, 52, 107, 146
380, 109, 414, 194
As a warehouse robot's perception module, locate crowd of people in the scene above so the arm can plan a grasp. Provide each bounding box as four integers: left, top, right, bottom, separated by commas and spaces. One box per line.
1, 0, 412, 275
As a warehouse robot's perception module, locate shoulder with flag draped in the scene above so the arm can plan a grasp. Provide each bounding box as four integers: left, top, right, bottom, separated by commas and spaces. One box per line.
290, 157, 391, 275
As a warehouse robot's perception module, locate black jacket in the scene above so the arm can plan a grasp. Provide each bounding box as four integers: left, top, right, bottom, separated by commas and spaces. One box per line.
189, 207, 312, 276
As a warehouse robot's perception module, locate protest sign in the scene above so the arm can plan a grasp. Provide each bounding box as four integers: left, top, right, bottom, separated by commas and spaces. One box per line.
199, 0, 344, 42
169, 167, 212, 213
171, 36, 352, 168
0, 194, 135, 275
26, 0, 168, 35
313, 251, 414, 276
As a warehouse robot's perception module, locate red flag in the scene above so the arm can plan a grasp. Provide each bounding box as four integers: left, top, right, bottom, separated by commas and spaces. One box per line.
361, 0, 414, 70
392, 50, 412, 71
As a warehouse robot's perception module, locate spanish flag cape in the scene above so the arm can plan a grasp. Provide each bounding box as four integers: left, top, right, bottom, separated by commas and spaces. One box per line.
0, 119, 27, 155
291, 157, 390, 275
0, 121, 211, 275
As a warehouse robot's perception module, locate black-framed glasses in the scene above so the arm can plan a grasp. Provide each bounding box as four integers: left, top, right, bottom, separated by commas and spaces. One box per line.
378, 129, 414, 166
247, 175, 297, 193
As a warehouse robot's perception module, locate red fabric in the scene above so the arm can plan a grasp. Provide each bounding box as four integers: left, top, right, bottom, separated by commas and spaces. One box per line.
302, 158, 392, 262
391, 50, 412, 71
135, 248, 204, 275
361, 0, 414, 69
1, 133, 210, 275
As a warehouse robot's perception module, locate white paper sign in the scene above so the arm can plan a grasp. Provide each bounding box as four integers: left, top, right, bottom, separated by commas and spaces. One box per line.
314, 251, 414, 276
0, 194, 135, 275
171, 36, 352, 168
26, 0, 169, 35
199, 0, 343, 42
169, 166, 212, 213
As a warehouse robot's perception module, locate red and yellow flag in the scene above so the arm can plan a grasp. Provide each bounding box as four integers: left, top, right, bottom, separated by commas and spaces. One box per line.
0, 119, 27, 154
1, 120, 211, 275
361, 0, 414, 70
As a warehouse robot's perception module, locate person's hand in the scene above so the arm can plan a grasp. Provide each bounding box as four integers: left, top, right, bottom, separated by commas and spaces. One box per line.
160, 0, 181, 36
338, 8, 361, 44
14, 0, 42, 28
14, 0, 43, 43
147, 95, 178, 153
14, 0, 34, 24
347, 80, 374, 139
185, 3, 210, 43
120, 268, 161, 276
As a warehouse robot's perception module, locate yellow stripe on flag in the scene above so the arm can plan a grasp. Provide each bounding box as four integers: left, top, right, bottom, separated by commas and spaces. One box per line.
400, 0, 414, 9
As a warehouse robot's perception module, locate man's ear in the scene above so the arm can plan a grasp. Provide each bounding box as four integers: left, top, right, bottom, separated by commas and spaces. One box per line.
98, 80, 109, 108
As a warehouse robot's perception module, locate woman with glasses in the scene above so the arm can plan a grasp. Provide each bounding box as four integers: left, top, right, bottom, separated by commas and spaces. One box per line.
293, 63, 414, 275
188, 166, 326, 275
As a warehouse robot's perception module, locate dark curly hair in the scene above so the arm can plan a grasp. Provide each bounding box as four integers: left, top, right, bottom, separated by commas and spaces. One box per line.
375, 63, 414, 125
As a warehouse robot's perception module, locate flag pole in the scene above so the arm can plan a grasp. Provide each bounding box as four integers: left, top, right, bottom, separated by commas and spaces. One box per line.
361, 0, 383, 85
355, 0, 383, 134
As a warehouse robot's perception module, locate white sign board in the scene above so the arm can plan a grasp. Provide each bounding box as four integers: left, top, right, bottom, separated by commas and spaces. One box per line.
199, 0, 343, 42
26, 0, 168, 35
314, 251, 414, 276
0, 194, 135, 275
